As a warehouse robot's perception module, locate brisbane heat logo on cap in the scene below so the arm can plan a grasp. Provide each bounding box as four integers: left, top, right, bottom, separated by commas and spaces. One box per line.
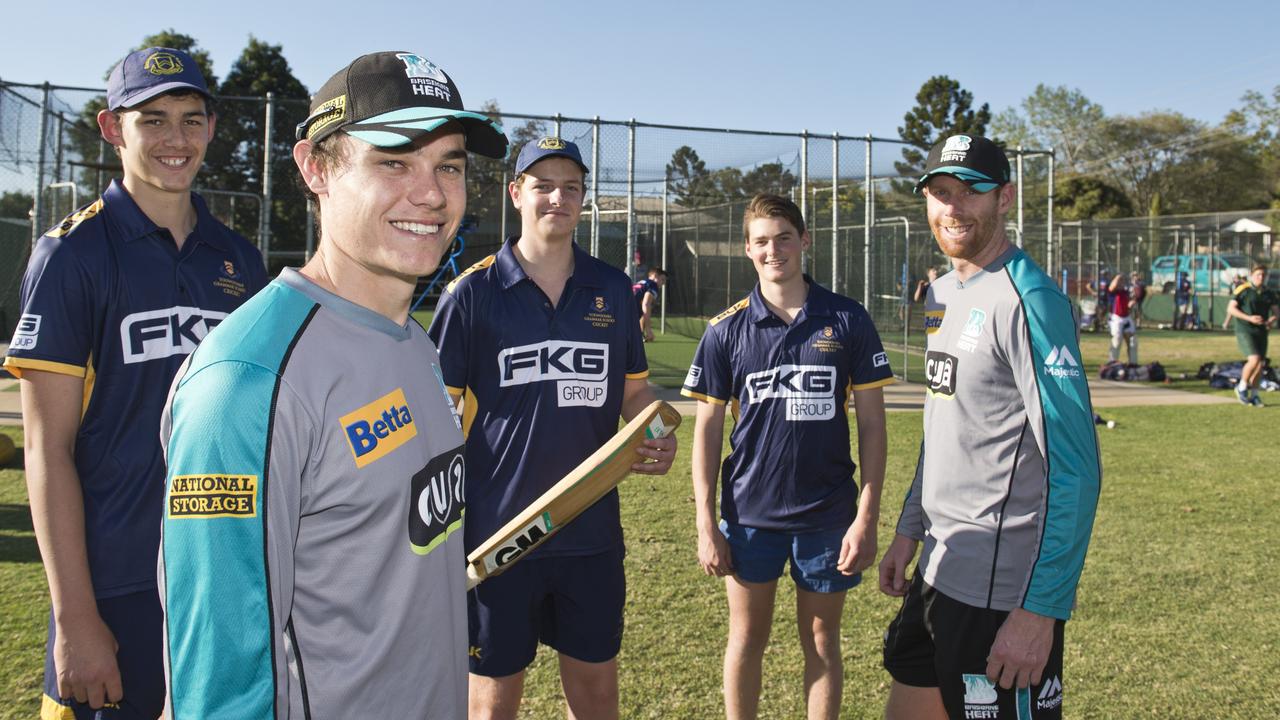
144, 52, 184, 76
940, 135, 971, 163
396, 53, 452, 102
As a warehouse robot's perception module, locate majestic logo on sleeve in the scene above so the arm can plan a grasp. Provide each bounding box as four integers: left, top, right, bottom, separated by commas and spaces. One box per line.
744, 364, 837, 421
168, 475, 258, 518
925, 351, 959, 398
498, 341, 609, 408
1037, 675, 1063, 711
341, 388, 418, 468
408, 445, 465, 555
1043, 345, 1082, 378
10, 314, 40, 350
120, 307, 227, 364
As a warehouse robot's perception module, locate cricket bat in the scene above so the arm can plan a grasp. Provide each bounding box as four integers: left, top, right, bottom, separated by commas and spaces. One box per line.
465, 400, 681, 589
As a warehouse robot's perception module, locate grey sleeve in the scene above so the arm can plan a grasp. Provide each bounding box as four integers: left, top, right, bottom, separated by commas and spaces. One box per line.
894, 440, 927, 540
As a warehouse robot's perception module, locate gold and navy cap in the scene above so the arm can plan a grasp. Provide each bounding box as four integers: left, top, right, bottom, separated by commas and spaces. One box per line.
914, 134, 1011, 194
514, 136, 590, 175
296, 51, 508, 159
107, 47, 211, 111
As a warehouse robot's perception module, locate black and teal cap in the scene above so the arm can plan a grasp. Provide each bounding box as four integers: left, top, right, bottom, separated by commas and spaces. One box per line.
296, 51, 508, 159
914, 134, 1010, 194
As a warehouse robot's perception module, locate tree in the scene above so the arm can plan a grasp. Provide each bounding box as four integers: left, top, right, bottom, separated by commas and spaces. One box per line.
896, 76, 991, 178
739, 161, 796, 198
0, 191, 33, 220
466, 100, 547, 232
67, 31, 219, 197
1225, 85, 1280, 207
207, 36, 309, 256
1089, 112, 1266, 215
991, 85, 1105, 172
666, 145, 720, 206
1054, 176, 1133, 220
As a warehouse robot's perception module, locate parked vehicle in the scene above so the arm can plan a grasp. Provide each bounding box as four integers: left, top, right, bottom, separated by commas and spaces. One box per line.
1150, 253, 1252, 294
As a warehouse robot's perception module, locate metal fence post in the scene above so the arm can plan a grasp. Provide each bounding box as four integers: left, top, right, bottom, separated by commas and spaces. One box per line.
500, 170, 508, 242
626, 118, 636, 280
591, 116, 600, 257
831, 133, 839, 294
31, 82, 51, 247
1047, 150, 1055, 274
54, 113, 65, 183
260, 92, 275, 266
661, 183, 668, 335
864, 135, 872, 308
800, 130, 808, 273
553, 113, 562, 139
1015, 145, 1024, 247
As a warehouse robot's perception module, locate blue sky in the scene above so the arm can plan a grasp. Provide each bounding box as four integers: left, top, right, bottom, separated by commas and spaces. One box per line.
3, 0, 1278, 137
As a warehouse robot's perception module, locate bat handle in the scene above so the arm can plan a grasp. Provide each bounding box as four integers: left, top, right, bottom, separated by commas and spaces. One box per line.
465, 565, 482, 591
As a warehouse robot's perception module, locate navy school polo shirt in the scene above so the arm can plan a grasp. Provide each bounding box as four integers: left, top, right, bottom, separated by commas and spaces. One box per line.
4, 179, 267, 598
681, 278, 894, 532
428, 237, 648, 557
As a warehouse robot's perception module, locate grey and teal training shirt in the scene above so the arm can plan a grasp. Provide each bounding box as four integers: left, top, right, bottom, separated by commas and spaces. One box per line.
159, 269, 468, 718
897, 246, 1101, 621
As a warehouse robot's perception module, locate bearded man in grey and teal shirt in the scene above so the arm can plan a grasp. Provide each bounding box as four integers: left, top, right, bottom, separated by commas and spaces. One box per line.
879, 134, 1101, 720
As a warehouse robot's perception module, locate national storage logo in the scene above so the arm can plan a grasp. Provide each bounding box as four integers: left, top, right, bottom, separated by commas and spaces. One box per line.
341, 388, 417, 468
168, 474, 258, 518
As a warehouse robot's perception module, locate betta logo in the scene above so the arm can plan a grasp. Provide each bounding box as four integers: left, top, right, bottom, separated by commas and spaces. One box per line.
341, 388, 417, 468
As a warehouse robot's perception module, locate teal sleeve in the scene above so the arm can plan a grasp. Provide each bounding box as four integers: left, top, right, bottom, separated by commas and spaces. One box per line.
1012, 286, 1102, 620
161, 360, 306, 718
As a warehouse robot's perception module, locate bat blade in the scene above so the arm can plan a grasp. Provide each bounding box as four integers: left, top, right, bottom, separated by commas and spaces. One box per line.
465, 400, 681, 589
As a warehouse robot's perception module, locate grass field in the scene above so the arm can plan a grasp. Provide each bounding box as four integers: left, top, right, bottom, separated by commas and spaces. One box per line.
2, 403, 1278, 718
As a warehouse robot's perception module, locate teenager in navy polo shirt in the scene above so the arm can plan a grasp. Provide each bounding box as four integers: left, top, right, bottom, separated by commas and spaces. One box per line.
4, 47, 266, 718
429, 137, 677, 719
683, 193, 892, 719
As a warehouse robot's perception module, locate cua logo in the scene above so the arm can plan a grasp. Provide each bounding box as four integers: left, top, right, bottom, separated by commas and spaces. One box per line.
340, 388, 418, 468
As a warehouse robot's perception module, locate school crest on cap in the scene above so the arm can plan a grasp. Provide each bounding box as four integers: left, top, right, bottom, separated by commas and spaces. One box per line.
539, 137, 567, 150
144, 52, 184, 76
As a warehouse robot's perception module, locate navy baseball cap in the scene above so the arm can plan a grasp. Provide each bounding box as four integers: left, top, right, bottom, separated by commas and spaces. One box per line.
914, 134, 1011, 194
297, 51, 508, 159
514, 136, 590, 176
107, 47, 211, 111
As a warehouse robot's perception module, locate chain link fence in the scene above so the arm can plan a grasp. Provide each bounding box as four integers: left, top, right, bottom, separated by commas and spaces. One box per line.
4, 81, 1276, 369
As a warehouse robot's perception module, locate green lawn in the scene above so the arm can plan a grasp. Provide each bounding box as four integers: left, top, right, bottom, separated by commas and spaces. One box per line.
3, 408, 1278, 718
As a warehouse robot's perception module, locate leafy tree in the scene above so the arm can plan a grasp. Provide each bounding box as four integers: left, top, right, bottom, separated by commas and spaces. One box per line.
1054, 176, 1133, 220
896, 76, 991, 178
207, 36, 309, 255
1091, 112, 1265, 215
666, 145, 720, 206
467, 100, 546, 233
991, 85, 1105, 172
739, 161, 796, 197
1225, 85, 1280, 207
0, 191, 33, 220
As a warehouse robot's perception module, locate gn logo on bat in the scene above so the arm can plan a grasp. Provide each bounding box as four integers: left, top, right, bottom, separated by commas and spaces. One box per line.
483, 513, 555, 573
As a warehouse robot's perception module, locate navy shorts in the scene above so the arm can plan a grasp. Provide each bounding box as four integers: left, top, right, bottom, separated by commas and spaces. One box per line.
42, 590, 164, 720
720, 520, 859, 593
468, 546, 626, 677
883, 574, 1065, 720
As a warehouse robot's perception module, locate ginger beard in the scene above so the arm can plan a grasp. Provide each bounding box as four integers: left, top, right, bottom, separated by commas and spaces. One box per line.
923, 175, 1013, 262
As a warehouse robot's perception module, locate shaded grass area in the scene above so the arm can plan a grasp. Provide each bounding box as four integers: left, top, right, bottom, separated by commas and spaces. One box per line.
3, 405, 1274, 716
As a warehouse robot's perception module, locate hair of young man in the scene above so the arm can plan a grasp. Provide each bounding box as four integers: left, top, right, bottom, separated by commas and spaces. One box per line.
295, 131, 353, 234
648, 267, 667, 278
742, 193, 805, 242
1252, 264, 1268, 274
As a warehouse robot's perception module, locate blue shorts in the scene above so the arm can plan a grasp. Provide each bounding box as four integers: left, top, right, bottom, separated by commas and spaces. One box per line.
468, 546, 626, 677
42, 590, 164, 720
720, 520, 860, 593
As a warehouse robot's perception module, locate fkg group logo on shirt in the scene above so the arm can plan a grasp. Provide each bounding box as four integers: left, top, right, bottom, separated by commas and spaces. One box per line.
498, 340, 610, 408
120, 306, 227, 364
1043, 345, 1082, 378
744, 364, 837, 421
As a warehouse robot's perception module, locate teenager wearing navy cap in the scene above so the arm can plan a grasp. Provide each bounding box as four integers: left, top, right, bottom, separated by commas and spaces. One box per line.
3, 46, 267, 718
428, 136, 677, 719
683, 193, 892, 719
